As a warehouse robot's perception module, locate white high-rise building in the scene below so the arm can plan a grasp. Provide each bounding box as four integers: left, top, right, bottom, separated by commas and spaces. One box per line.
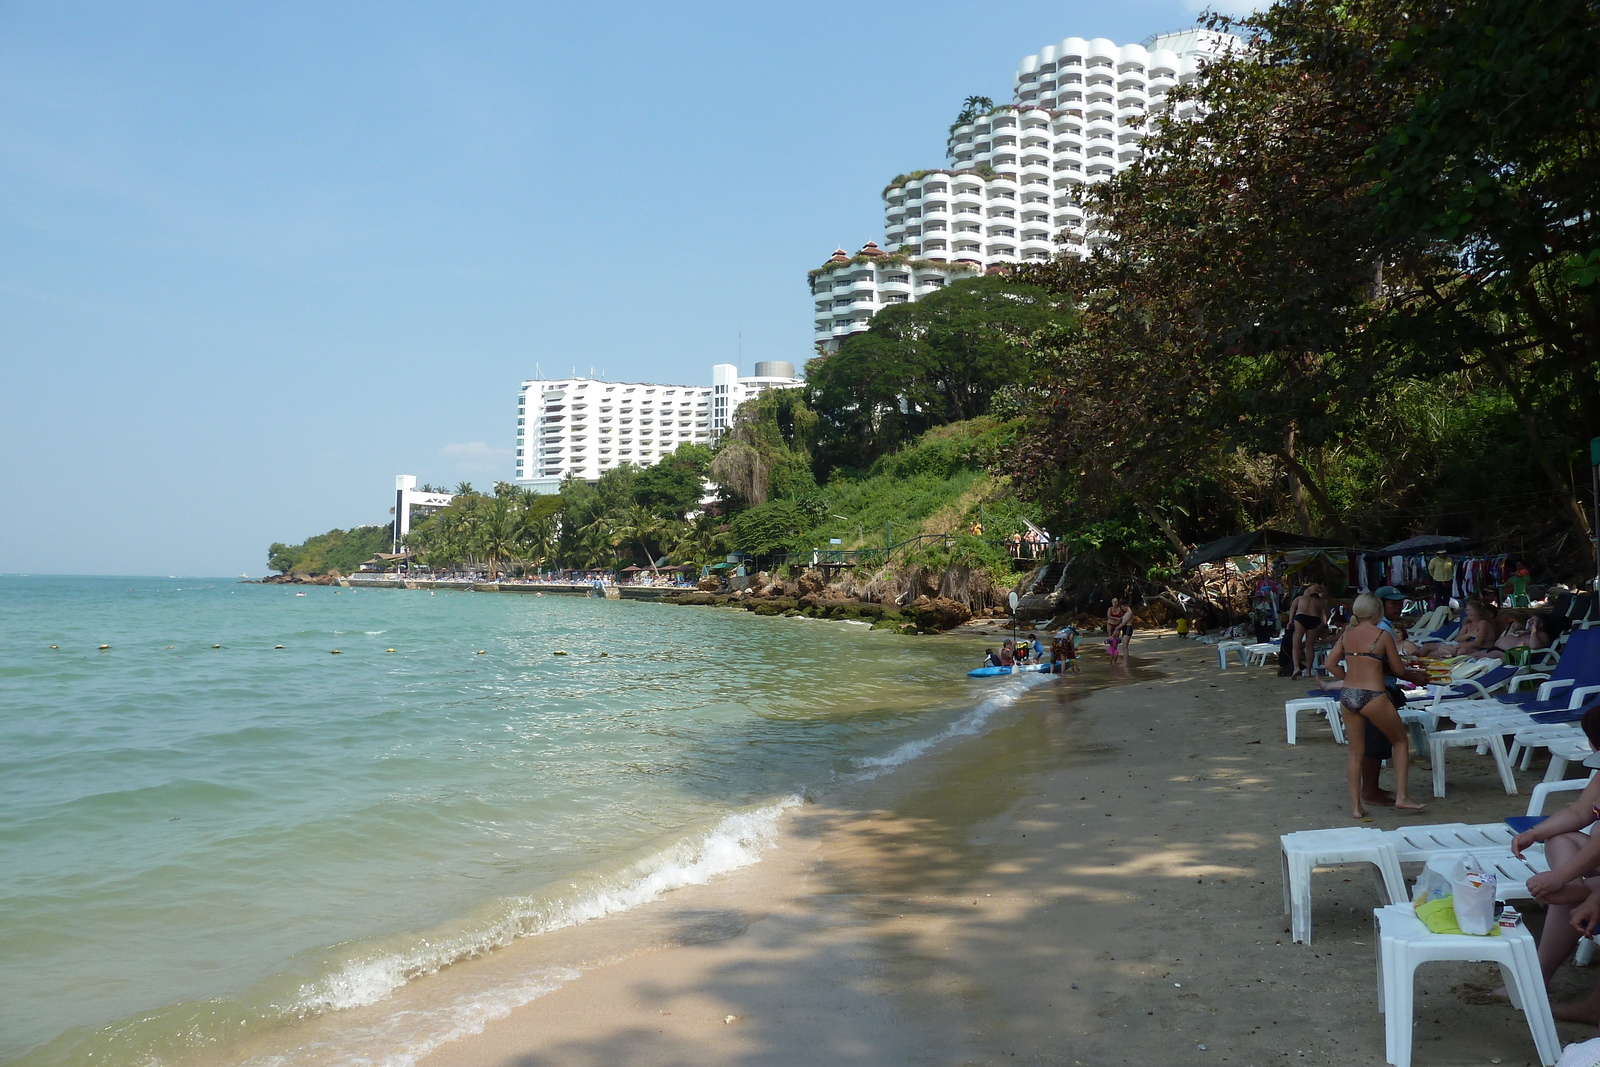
811, 29, 1237, 353
515, 362, 802, 493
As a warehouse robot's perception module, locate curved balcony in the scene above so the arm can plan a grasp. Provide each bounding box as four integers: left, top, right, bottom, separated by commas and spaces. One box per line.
986, 244, 1017, 260
1086, 162, 1115, 177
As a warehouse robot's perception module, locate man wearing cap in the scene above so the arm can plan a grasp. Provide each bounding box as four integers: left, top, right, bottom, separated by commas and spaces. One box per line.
1429, 551, 1455, 609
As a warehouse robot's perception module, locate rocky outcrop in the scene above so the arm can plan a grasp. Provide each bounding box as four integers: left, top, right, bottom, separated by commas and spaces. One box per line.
262, 572, 341, 586
906, 595, 972, 631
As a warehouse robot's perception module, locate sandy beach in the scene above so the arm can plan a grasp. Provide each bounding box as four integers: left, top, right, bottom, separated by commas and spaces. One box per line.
417, 634, 1583, 1067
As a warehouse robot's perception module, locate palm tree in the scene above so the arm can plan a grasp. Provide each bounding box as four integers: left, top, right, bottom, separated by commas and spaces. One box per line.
952, 95, 994, 132
577, 512, 617, 569
477, 495, 522, 579
613, 505, 670, 573
672, 512, 728, 569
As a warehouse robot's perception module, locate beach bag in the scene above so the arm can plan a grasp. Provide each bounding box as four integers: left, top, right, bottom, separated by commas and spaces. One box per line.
1413, 856, 1455, 906
1451, 854, 1498, 935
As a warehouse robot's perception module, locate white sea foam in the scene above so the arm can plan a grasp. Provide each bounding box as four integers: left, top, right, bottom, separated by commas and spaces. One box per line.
247, 968, 579, 1067
290, 798, 801, 1017
850, 672, 1053, 780
269, 666, 1042, 1063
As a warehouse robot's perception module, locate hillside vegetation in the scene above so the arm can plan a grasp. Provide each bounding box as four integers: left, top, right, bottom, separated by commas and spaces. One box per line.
268, 525, 392, 576
270, 0, 1600, 596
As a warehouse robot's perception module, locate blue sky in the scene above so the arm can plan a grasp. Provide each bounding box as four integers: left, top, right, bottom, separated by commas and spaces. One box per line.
1, 1, 1245, 576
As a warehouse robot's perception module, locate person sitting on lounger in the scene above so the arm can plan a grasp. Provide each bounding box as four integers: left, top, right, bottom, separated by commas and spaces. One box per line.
1419, 600, 1498, 657
1472, 613, 1551, 660
1506, 704, 1600, 1021
1322, 593, 1427, 817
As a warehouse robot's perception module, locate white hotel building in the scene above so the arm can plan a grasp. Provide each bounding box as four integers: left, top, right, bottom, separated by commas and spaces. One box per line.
812, 29, 1236, 353
514, 362, 802, 493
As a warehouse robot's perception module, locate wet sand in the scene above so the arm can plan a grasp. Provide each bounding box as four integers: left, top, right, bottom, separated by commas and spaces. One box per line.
420, 634, 1587, 1066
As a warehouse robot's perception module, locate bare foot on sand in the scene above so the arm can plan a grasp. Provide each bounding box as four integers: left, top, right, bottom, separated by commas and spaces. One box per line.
1394, 798, 1428, 812
1362, 790, 1397, 807
1352, 805, 1369, 820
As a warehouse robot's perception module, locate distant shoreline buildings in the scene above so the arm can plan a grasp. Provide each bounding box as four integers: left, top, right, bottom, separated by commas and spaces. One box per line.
810, 29, 1236, 353
501, 27, 1238, 491
513, 362, 803, 493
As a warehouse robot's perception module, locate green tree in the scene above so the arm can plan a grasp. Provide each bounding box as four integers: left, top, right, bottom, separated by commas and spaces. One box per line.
612, 504, 670, 572
729, 500, 811, 558
634, 442, 713, 519
806, 275, 1068, 471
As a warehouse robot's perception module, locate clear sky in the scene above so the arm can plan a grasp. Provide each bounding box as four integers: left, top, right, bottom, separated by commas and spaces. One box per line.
1, 0, 1244, 577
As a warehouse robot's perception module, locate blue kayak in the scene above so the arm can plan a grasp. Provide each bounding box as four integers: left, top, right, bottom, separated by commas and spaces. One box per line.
967, 663, 1052, 677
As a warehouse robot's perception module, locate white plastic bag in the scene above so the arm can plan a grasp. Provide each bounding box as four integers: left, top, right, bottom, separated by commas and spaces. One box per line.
1413, 856, 1455, 905
1451, 854, 1498, 935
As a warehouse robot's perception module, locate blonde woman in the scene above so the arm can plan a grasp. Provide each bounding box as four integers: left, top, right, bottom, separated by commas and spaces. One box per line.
1324, 593, 1426, 818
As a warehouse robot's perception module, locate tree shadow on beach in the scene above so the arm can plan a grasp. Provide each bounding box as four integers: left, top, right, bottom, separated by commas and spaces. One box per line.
492, 648, 1581, 1067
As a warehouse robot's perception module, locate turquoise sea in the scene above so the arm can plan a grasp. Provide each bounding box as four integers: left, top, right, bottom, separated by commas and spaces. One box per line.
0, 576, 1043, 1066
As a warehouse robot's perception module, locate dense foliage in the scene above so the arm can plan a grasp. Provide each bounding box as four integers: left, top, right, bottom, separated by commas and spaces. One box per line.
1009, 0, 1600, 580
805, 276, 1073, 473
273, 0, 1599, 596
268, 525, 393, 576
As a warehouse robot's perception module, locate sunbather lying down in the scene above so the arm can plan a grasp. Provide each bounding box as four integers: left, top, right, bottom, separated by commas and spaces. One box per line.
1468, 613, 1551, 660
1419, 600, 1497, 657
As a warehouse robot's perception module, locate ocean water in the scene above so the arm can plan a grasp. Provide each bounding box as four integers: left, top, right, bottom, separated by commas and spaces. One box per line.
0, 575, 1046, 1066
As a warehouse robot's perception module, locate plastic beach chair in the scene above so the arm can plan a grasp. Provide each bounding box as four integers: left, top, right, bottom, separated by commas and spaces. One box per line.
1280, 822, 1548, 945
1427, 662, 1523, 705
1374, 903, 1559, 1067
1280, 828, 1408, 944
1429, 727, 1518, 796
1284, 696, 1343, 745
1495, 628, 1600, 706
1216, 640, 1247, 669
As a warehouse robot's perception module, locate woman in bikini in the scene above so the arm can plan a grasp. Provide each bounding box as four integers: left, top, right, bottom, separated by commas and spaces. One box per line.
1288, 583, 1328, 678
1419, 599, 1498, 658
1323, 593, 1426, 818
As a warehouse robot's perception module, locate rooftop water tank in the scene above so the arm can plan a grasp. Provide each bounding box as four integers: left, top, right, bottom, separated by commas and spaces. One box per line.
752, 361, 795, 379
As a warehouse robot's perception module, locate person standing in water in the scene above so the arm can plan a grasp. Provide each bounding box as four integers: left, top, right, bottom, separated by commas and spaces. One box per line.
1323, 593, 1427, 817
1106, 598, 1134, 665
